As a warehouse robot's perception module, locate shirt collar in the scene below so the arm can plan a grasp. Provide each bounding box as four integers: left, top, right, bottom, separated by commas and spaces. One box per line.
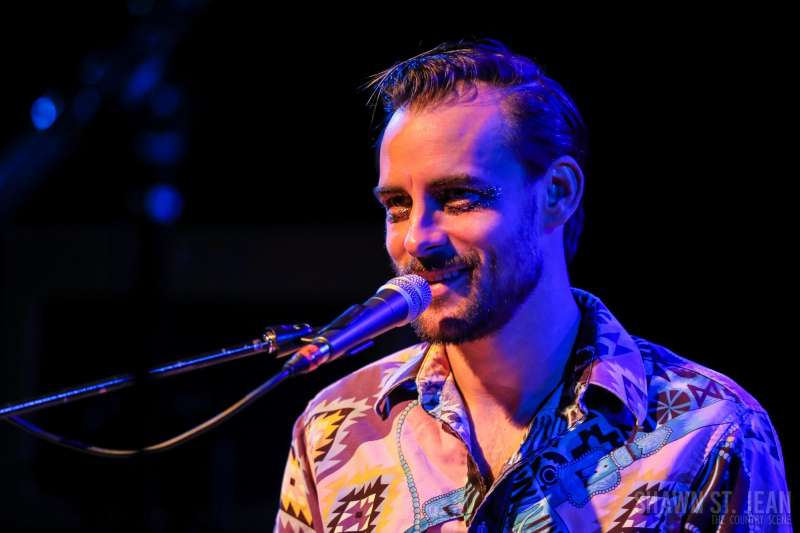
374, 345, 428, 417
566, 288, 648, 426
374, 289, 648, 426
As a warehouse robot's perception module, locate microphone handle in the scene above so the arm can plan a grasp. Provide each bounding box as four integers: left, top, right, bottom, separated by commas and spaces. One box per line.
282, 290, 411, 375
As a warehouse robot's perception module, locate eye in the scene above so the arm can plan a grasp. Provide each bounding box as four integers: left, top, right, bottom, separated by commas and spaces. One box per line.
382, 195, 412, 223
434, 187, 499, 214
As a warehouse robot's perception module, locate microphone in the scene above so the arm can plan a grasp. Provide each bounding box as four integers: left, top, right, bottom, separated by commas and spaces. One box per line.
282, 275, 432, 375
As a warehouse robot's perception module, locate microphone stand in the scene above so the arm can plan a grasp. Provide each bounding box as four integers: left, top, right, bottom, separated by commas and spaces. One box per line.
1, 274, 429, 457
0, 323, 315, 456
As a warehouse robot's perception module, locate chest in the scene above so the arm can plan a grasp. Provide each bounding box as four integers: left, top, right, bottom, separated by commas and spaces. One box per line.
469, 413, 529, 486
310, 401, 717, 533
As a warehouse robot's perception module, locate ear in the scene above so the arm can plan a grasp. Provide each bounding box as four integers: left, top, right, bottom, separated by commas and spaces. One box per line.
542, 155, 584, 229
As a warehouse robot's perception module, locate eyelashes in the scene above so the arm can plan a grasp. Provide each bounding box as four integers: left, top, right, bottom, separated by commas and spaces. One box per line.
437, 186, 502, 213
384, 197, 411, 224
382, 186, 501, 223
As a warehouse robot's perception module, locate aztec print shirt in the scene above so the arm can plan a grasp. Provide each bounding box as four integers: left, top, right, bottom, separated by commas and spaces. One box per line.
276, 289, 790, 532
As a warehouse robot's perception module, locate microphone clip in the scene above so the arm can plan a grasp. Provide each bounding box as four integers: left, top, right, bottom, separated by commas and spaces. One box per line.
263, 323, 316, 358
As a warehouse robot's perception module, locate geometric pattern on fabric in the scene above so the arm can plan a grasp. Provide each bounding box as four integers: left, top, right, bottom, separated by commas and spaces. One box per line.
326, 475, 390, 533
319, 464, 406, 533
510, 498, 568, 533
649, 362, 672, 384
279, 446, 314, 528
746, 412, 783, 464
686, 380, 724, 409
277, 514, 315, 533
569, 415, 626, 459
607, 481, 671, 533
506, 461, 570, 532
648, 390, 691, 426
306, 408, 354, 464
621, 375, 647, 422
530, 451, 568, 490
275, 289, 790, 533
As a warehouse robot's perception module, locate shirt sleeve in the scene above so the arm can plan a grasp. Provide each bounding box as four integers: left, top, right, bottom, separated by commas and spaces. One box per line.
275, 409, 323, 533
681, 409, 791, 532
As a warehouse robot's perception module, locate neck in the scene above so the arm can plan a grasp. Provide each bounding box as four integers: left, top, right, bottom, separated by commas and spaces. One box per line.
445, 278, 581, 425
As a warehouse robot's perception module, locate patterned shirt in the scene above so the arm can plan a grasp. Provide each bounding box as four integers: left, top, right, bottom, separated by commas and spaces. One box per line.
276, 289, 790, 532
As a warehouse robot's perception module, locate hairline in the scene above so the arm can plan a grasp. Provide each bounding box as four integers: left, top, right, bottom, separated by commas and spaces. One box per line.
379, 82, 547, 183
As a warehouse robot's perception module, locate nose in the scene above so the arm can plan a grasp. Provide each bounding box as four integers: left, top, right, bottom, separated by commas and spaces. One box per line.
404, 201, 448, 258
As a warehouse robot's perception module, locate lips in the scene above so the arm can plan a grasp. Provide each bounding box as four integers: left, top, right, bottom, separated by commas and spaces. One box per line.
415, 265, 469, 284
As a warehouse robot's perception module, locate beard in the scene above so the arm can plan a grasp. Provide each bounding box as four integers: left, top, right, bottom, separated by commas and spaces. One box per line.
392, 218, 543, 345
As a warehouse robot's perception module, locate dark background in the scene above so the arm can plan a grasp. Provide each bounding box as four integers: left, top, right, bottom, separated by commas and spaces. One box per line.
0, 3, 792, 532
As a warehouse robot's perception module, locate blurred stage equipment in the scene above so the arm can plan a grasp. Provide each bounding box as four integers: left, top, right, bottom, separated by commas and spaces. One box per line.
0, 0, 210, 226
0, 275, 431, 456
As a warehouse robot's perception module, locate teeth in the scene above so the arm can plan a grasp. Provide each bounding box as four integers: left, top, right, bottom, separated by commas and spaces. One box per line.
430, 270, 462, 282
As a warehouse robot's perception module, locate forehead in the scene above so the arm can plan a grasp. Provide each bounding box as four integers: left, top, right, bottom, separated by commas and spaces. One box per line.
378, 89, 518, 189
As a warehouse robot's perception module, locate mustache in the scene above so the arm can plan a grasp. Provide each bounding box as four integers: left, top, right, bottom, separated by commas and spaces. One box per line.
394, 250, 482, 276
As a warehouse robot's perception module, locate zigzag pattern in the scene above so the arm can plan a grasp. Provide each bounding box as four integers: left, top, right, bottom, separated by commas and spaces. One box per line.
279, 446, 314, 528
306, 408, 353, 464
607, 482, 666, 533
275, 290, 788, 533
326, 476, 390, 533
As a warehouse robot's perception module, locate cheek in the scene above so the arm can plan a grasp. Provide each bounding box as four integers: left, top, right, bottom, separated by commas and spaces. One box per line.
449, 217, 502, 248
385, 224, 407, 261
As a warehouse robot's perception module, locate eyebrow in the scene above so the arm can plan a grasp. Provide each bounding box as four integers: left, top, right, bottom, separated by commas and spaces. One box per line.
372, 174, 487, 199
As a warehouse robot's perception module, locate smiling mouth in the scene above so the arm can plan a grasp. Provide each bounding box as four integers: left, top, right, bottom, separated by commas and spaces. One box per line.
416, 266, 469, 284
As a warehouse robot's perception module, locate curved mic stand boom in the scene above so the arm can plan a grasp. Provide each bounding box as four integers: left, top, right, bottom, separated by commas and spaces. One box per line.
0, 274, 431, 458
0, 323, 316, 457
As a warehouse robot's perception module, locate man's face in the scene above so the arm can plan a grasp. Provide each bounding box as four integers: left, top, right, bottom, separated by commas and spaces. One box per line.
375, 89, 545, 344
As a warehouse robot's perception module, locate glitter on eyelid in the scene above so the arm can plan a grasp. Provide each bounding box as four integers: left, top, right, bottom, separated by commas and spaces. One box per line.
476, 186, 501, 206
442, 185, 502, 211
384, 185, 502, 223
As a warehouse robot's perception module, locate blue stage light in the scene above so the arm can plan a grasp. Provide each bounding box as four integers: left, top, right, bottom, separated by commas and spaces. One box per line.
124, 57, 163, 103
30, 97, 58, 130
136, 131, 187, 165
144, 183, 183, 225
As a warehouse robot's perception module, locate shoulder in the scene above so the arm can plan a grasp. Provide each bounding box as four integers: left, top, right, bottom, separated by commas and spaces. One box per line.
634, 335, 766, 415
633, 337, 787, 477
300, 342, 427, 420
286, 343, 428, 485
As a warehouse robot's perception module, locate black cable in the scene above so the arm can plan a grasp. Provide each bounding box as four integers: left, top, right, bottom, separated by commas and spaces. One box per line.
5, 367, 292, 458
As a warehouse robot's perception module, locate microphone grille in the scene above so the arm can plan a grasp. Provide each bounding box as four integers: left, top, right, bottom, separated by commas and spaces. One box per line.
386, 274, 432, 319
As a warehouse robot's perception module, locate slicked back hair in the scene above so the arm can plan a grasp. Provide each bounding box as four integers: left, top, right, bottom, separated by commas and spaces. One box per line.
369, 40, 588, 266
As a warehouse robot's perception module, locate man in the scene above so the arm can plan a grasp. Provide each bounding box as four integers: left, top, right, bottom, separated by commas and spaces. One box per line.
276, 41, 789, 532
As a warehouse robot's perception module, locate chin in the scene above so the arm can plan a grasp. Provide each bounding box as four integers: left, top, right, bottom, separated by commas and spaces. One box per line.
412, 317, 497, 345
412, 306, 497, 345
